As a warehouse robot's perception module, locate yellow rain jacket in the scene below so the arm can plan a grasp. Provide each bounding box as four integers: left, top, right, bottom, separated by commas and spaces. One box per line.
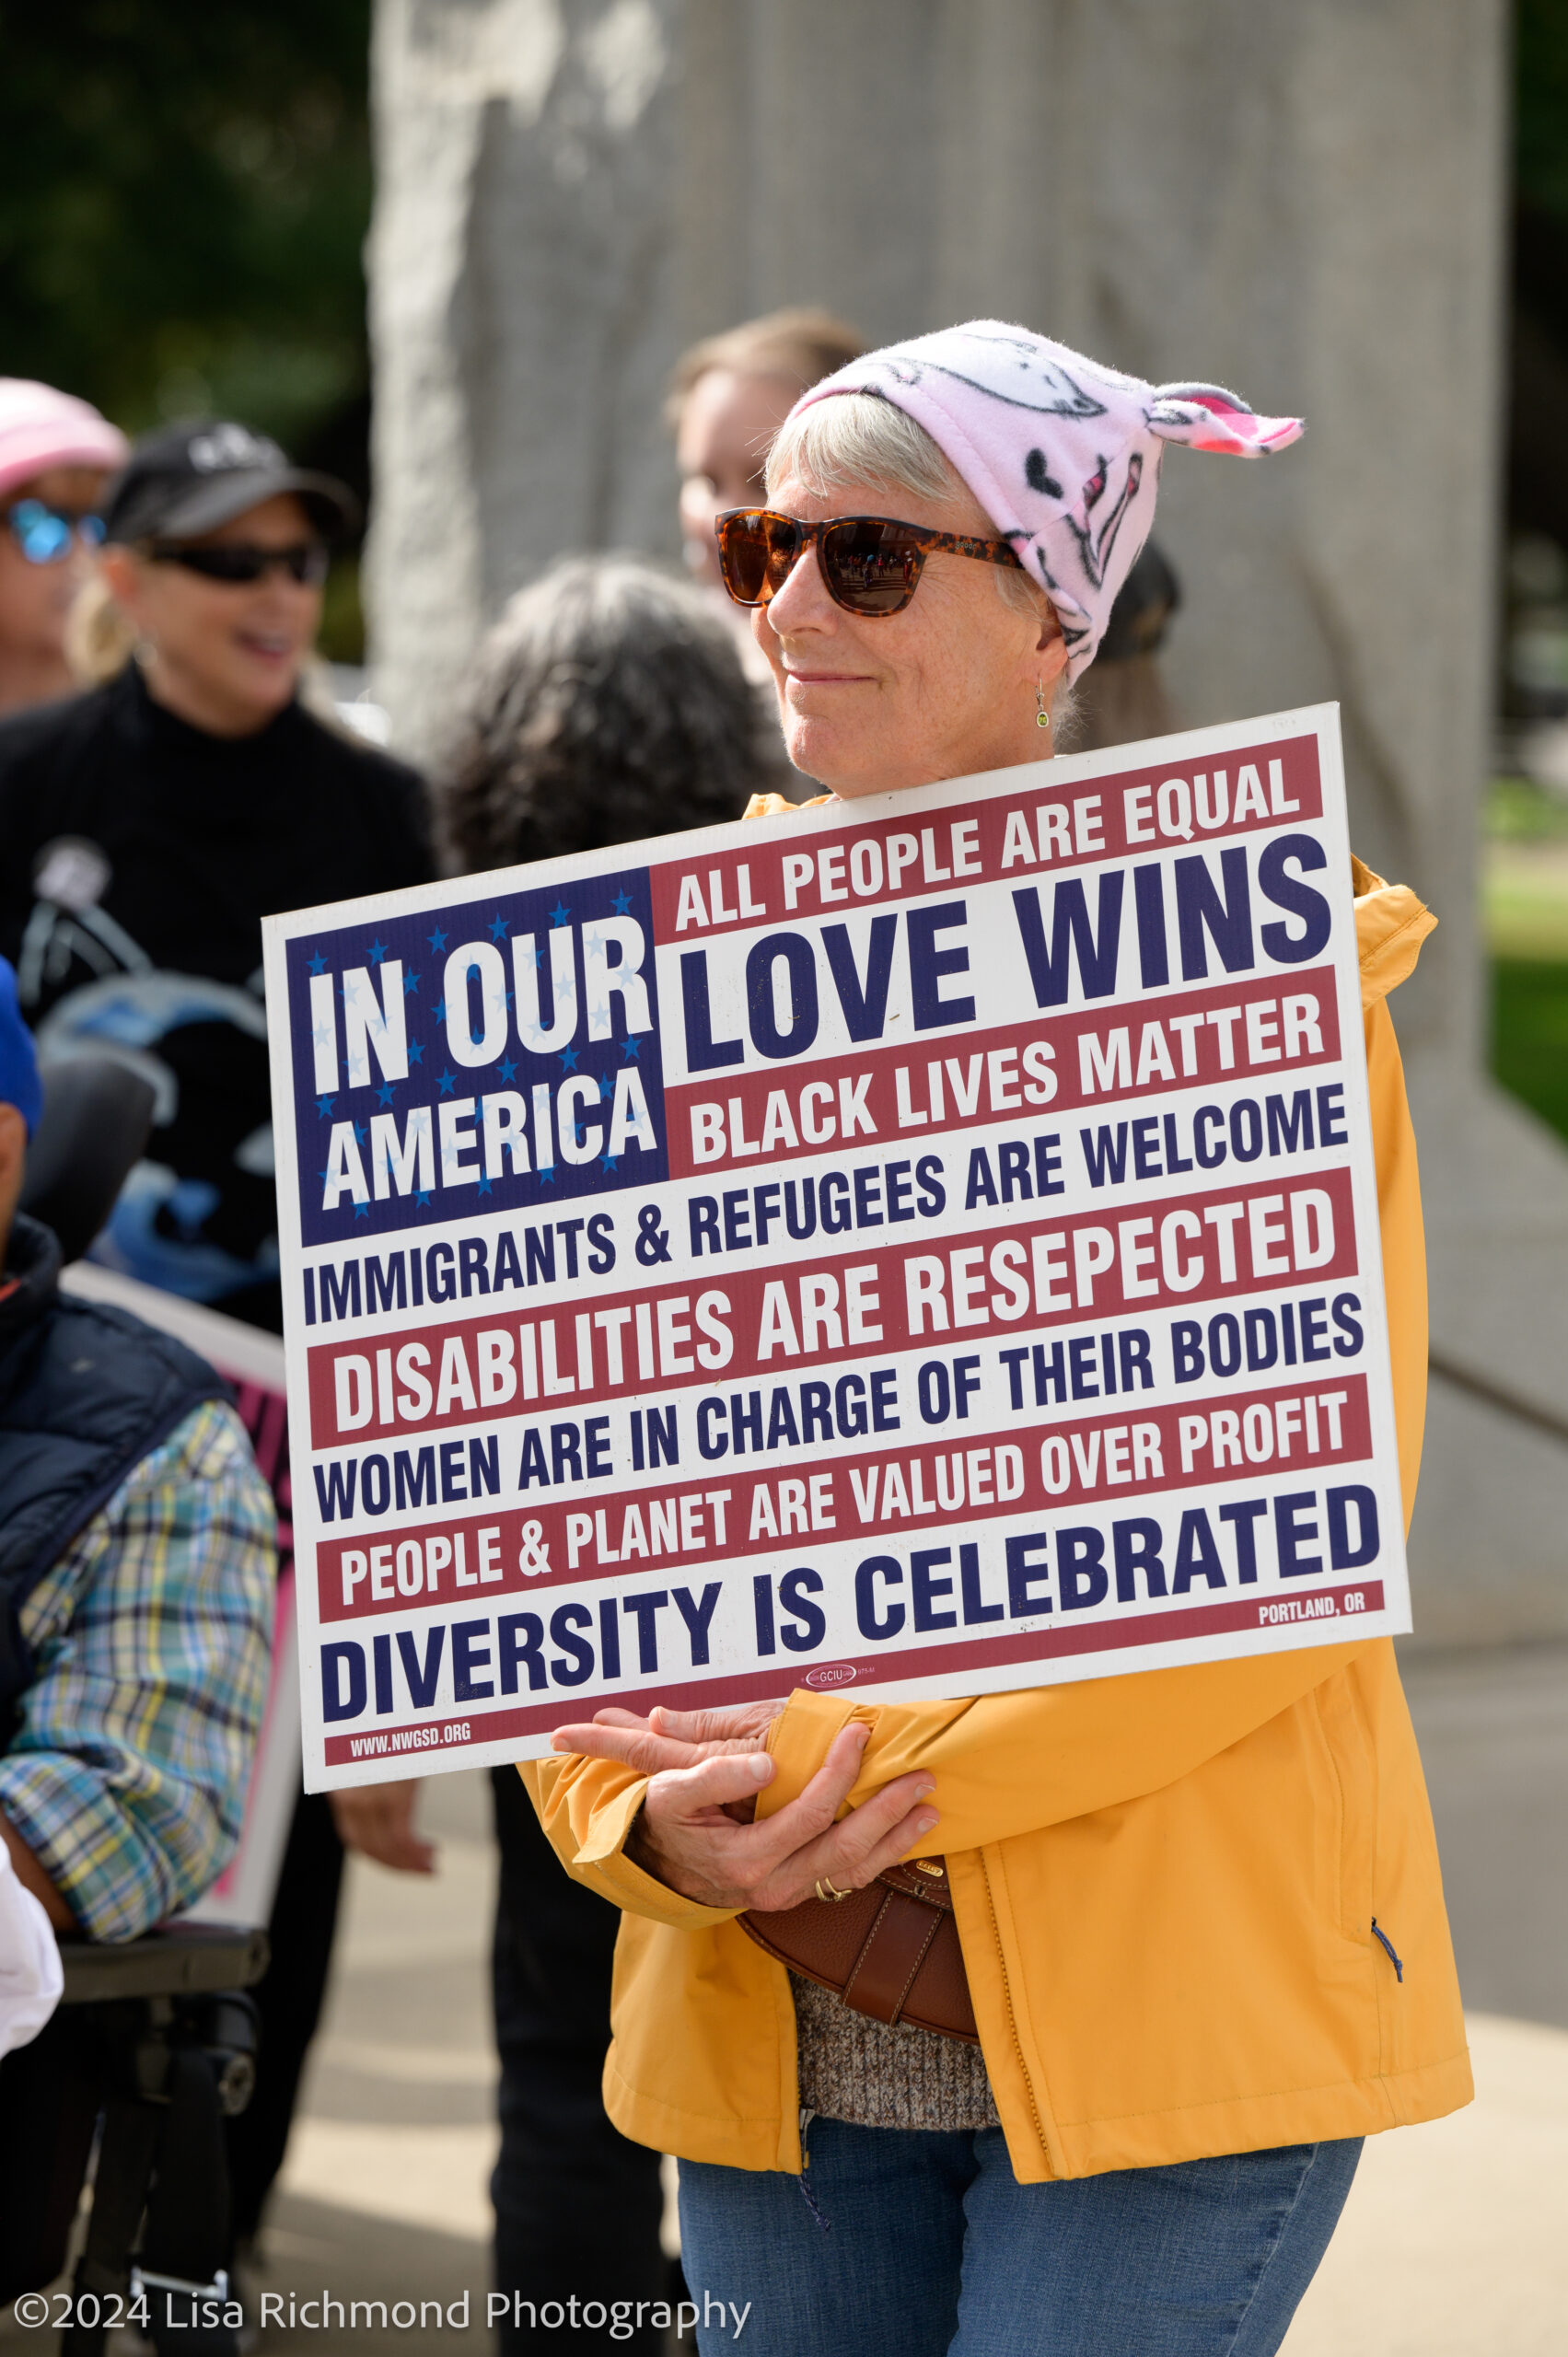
523, 854, 1471, 2182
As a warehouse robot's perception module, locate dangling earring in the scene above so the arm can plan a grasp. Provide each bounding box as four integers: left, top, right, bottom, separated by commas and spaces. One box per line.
1035, 681, 1051, 730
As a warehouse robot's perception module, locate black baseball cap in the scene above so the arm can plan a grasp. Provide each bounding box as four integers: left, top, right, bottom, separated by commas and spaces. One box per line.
100, 419, 361, 546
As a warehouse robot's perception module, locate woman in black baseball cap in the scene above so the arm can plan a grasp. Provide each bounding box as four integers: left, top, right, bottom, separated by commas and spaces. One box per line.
0, 420, 430, 1324
88, 417, 359, 737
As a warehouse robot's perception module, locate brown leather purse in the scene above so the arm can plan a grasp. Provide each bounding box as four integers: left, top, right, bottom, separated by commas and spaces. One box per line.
738, 1857, 979, 2044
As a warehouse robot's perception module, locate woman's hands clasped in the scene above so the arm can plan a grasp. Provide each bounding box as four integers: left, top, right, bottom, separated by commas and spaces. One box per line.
551, 1702, 939, 1913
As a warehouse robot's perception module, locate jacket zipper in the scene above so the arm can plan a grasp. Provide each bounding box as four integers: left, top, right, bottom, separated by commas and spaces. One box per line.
978, 1851, 1055, 2177
1370, 1918, 1404, 1982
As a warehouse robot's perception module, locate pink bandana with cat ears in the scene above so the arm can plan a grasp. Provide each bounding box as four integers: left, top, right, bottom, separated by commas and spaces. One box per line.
789, 319, 1304, 680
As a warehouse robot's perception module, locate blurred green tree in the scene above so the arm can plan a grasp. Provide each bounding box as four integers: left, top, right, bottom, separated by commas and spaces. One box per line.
1517, 0, 1568, 224
0, 1, 371, 474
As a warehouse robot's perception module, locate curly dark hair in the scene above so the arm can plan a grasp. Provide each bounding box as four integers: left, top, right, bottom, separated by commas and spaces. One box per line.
433, 556, 787, 874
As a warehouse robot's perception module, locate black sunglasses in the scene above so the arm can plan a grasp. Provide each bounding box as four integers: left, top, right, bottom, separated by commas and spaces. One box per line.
146, 540, 330, 587
716, 506, 1023, 618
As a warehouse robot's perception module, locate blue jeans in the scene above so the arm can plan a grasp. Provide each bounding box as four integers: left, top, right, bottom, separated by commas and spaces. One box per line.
679, 2119, 1362, 2356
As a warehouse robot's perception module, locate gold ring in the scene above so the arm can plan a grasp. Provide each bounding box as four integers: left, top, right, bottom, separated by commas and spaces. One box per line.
814, 1876, 853, 1903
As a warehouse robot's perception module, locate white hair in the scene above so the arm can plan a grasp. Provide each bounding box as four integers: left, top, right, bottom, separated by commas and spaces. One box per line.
767, 390, 958, 509
765, 389, 1074, 721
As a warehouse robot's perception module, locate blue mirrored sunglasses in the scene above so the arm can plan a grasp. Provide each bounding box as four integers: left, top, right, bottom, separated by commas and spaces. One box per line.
6, 499, 106, 565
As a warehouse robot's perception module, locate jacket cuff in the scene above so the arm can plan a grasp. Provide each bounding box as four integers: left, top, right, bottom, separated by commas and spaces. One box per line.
567, 1776, 740, 1929
754, 1689, 860, 1821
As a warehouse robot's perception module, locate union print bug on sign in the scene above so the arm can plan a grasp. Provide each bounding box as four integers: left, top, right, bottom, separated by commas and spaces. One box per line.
264, 703, 1412, 1790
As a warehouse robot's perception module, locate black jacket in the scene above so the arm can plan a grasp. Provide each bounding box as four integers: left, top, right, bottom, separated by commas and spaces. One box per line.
0, 668, 433, 1325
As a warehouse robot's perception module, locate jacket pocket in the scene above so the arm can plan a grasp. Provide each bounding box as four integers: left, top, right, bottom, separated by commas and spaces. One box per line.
1310, 1668, 1377, 1948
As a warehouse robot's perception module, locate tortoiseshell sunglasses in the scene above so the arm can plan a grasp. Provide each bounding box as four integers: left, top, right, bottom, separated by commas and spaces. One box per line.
716, 506, 1024, 619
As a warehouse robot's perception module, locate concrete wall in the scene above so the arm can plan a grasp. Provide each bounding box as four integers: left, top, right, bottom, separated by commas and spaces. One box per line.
368, 0, 1568, 1640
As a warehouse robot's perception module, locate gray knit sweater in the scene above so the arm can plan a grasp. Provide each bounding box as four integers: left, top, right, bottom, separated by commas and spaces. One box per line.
792, 1974, 1000, 2131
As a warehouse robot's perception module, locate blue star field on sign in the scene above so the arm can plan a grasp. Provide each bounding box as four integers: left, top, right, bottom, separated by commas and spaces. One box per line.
293, 863, 664, 1243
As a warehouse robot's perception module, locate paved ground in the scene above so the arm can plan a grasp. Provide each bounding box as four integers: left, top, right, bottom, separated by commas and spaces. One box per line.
1282, 2012, 1568, 2356
6, 1642, 1565, 2353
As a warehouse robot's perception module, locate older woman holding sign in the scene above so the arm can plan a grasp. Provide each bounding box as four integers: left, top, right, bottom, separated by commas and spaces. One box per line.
531, 325, 1468, 2356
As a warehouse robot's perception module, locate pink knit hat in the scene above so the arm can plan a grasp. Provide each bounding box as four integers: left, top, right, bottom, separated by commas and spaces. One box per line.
0, 379, 128, 503
790, 320, 1303, 679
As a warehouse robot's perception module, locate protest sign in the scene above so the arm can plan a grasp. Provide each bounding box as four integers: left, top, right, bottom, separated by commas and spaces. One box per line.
263, 703, 1411, 1791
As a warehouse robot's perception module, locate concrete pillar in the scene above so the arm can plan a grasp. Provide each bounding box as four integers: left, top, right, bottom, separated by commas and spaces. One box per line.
369, 0, 1564, 1639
